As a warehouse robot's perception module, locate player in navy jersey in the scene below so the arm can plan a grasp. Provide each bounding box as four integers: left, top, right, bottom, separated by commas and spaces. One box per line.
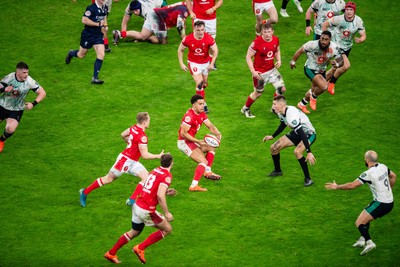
325, 150, 396, 256
65, 0, 109, 84
123, 1, 189, 44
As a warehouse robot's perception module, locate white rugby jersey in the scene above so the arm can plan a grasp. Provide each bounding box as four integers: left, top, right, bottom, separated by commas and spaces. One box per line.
126, 0, 163, 18
0, 73, 40, 111
310, 0, 345, 35
303, 40, 341, 72
327, 14, 365, 51
357, 163, 393, 203
278, 106, 316, 136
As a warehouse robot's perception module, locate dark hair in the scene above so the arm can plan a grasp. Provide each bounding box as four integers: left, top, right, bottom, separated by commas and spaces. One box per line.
160, 154, 173, 168
194, 20, 205, 28
129, 0, 141, 10
273, 95, 286, 102
16, 61, 29, 70
190, 94, 204, 104
321, 30, 332, 38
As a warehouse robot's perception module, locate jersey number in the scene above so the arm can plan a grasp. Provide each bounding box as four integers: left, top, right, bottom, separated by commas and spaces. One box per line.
143, 174, 157, 190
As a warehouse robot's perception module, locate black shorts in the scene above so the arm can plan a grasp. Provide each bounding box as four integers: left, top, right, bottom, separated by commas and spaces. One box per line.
365, 200, 394, 219
286, 130, 316, 146
0, 106, 24, 122
80, 30, 104, 49
340, 48, 351, 57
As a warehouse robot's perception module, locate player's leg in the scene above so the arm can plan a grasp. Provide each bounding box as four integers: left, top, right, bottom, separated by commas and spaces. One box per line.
189, 148, 209, 191
126, 166, 149, 206
280, 0, 290, 17
265, 5, 279, 24
201, 143, 221, 180
293, 138, 315, 186
355, 209, 375, 254
106, 210, 144, 264
92, 43, 106, 84
133, 211, 171, 264
328, 53, 350, 94
268, 135, 294, 176
308, 74, 327, 110
241, 77, 264, 118
0, 116, 20, 153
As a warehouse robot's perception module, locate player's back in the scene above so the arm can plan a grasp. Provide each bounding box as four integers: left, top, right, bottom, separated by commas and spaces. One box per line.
136, 167, 172, 211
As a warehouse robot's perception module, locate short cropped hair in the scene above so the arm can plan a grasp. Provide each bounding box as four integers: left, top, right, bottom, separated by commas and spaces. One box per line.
136, 112, 149, 124
191, 94, 204, 104
262, 22, 274, 31
273, 95, 286, 102
16, 62, 29, 70
365, 150, 378, 163
321, 30, 332, 38
161, 154, 173, 168
194, 20, 205, 28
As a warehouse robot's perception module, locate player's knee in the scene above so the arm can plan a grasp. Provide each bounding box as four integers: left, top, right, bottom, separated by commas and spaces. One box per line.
163, 225, 172, 236
270, 144, 279, 154
293, 148, 303, 158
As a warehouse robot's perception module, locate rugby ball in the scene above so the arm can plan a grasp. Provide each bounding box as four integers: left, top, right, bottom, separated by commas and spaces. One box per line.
204, 134, 220, 148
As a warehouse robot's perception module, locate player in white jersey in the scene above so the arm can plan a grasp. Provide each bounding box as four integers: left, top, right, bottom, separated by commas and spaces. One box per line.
305, 0, 345, 40
263, 96, 316, 187
325, 150, 396, 256
322, 2, 366, 94
0, 62, 46, 153
290, 30, 343, 113
112, 0, 165, 45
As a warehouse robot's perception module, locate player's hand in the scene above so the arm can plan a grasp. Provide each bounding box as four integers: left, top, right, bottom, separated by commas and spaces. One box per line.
262, 135, 273, 142
325, 181, 337, 190
305, 26, 312, 36
180, 63, 188, 71
206, 7, 215, 15
354, 37, 362, 44
158, 149, 165, 158
189, 11, 196, 19
165, 212, 174, 222
24, 102, 34, 110
275, 60, 281, 68
166, 188, 177, 197
305, 152, 316, 165
290, 60, 296, 69
4, 85, 13, 93
252, 71, 262, 80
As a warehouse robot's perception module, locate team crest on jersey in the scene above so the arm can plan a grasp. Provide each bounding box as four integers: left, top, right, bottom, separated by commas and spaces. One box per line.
165, 177, 171, 183
361, 173, 367, 178
85, 11, 91, 16
327, 11, 334, 18
11, 90, 20, 97
141, 136, 148, 143
292, 120, 297, 125
184, 116, 191, 123
124, 166, 129, 172
343, 30, 351, 37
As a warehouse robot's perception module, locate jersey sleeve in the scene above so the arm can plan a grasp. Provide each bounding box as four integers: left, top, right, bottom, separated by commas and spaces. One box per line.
302, 41, 315, 53
357, 171, 369, 184
286, 107, 301, 129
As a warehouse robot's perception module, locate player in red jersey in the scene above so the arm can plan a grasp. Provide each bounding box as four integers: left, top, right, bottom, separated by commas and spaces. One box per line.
253, 0, 278, 35
177, 95, 222, 192
186, 0, 223, 69
79, 112, 164, 207
178, 20, 218, 114
104, 154, 174, 264
241, 23, 286, 118
123, 1, 189, 44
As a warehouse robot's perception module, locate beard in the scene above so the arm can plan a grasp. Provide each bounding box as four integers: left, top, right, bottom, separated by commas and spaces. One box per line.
318, 41, 329, 51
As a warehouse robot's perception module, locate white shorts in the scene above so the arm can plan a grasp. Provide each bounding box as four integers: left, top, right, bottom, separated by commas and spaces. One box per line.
254, 68, 285, 93
194, 18, 217, 38
110, 153, 146, 177
188, 61, 210, 76
143, 10, 167, 38
253, 1, 275, 16
177, 140, 200, 157
132, 204, 165, 226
